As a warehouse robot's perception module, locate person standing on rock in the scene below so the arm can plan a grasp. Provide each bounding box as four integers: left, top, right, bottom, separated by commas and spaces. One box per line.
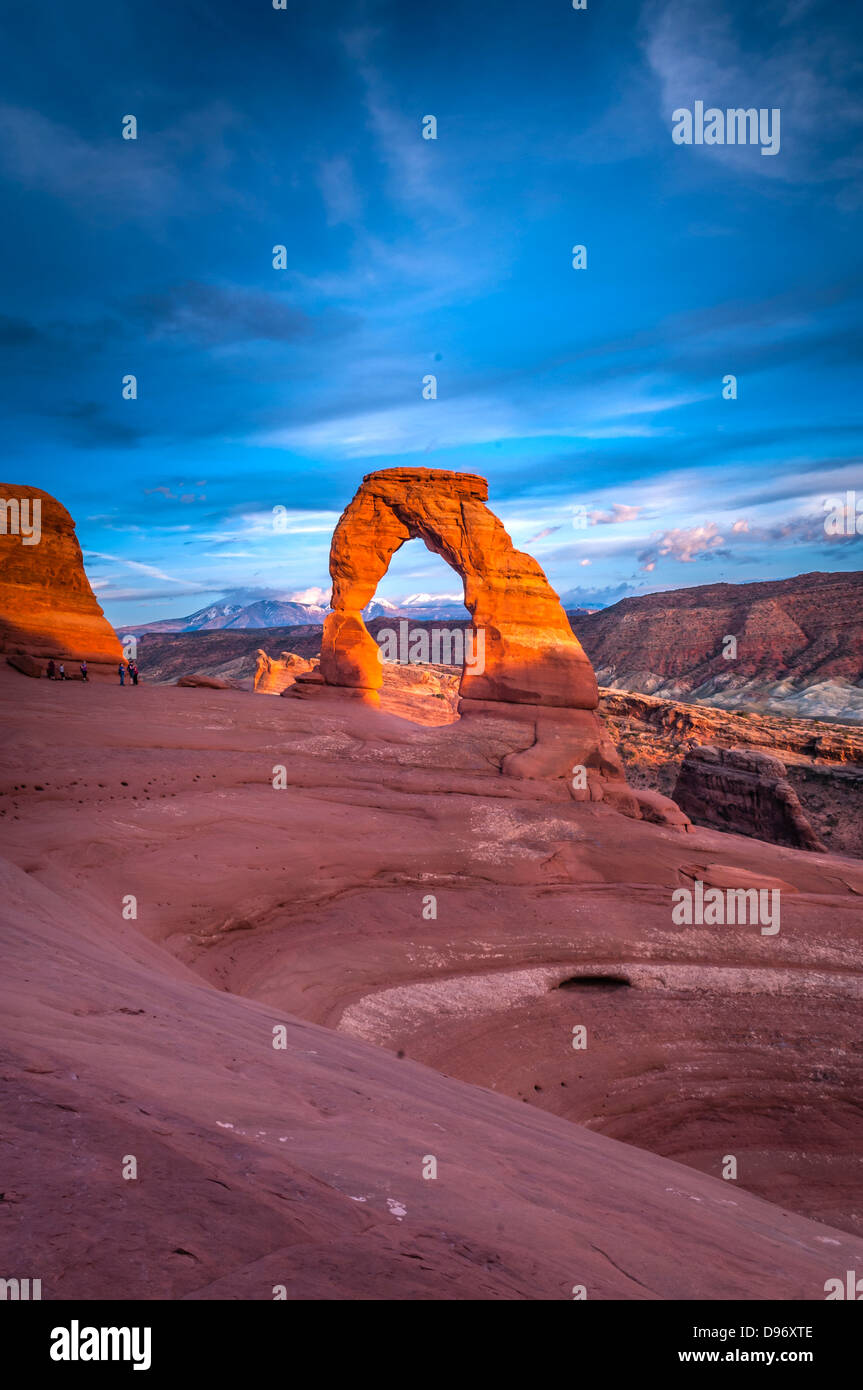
80, 661, 88, 681
118, 661, 126, 686
47, 659, 56, 680
58, 663, 66, 680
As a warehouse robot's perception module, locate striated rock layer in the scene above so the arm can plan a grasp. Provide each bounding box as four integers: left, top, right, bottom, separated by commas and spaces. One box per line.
1, 483, 122, 668
569, 570, 863, 720
600, 687, 863, 858
320, 468, 597, 709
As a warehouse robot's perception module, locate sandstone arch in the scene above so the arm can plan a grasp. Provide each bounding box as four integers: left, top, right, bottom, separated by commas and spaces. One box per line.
320, 467, 598, 709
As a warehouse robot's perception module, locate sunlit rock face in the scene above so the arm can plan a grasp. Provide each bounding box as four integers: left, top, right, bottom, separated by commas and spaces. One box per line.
0, 484, 122, 666
320, 467, 598, 709
254, 649, 316, 695
307, 468, 687, 828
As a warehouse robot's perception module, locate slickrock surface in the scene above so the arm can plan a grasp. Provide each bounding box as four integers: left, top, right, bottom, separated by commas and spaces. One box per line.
673, 746, 826, 852
376, 662, 460, 724
175, 673, 241, 689
0, 483, 122, 669
570, 571, 863, 721
1, 664, 862, 1300
321, 468, 597, 708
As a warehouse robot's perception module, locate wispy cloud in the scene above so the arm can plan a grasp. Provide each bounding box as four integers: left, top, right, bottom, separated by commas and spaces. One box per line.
85, 551, 206, 587
643, 0, 863, 198
0, 101, 245, 220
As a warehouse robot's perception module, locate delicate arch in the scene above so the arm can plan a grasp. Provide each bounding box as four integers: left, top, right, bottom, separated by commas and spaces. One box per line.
320, 468, 598, 709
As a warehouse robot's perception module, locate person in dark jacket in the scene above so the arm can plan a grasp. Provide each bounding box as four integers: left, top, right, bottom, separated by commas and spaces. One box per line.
47, 659, 56, 680
80, 661, 88, 681
118, 662, 126, 686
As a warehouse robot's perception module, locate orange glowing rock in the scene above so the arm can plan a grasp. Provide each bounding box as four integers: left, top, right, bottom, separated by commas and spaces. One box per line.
254, 649, 317, 694
321, 468, 598, 708
0, 484, 123, 667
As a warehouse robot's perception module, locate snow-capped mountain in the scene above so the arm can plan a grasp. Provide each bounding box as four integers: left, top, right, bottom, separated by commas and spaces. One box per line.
363, 594, 468, 620
121, 589, 469, 634
122, 597, 329, 634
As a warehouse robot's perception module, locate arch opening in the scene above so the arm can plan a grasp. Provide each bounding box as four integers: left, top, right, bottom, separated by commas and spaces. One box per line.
365, 540, 473, 725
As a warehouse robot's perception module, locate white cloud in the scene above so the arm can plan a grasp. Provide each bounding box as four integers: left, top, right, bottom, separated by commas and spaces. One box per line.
252, 383, 699, 459
85, 551, 202, 586
289, 585, 332, 605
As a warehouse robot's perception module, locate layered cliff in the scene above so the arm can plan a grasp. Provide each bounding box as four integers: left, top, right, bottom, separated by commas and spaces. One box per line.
569, 571, 863, 720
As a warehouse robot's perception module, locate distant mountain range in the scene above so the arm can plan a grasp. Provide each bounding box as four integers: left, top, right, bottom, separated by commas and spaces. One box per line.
121, 592, 471, 634
567, 570, 863, 722
122, 599, 328, 634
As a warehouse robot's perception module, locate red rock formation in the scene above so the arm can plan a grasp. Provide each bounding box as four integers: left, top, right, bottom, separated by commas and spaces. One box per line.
600, 687, 863, 765
1, 483, 122, 669
673, 745, 826, 852
294, 474, 688, 827
321, 468, 597, 708
175, 674, 241, 689
254, 649, 316, 695
600, 687, 863, 857
569, 570, 863, 717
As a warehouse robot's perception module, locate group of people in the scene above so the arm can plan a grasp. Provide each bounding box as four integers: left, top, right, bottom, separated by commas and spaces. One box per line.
44, 658, 139, 684
46, 659, 86, 681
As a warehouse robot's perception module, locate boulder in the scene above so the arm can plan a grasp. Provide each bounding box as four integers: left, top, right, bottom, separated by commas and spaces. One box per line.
175, 674, 239, 689
6, 653, 45, 678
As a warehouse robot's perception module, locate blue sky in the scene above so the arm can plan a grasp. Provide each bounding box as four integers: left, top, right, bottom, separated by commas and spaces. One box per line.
2, 0, 862, 623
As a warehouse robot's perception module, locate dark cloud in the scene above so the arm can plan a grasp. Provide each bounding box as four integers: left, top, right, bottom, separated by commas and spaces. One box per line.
0, 315, 45, 346
129, 281, 346, 347
44, 401, 144, 448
